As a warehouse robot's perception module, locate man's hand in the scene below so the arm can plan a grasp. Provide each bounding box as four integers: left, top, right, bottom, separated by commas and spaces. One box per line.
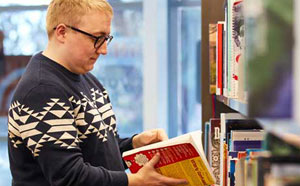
132, 129, 168, 149
127, 153, 188, 186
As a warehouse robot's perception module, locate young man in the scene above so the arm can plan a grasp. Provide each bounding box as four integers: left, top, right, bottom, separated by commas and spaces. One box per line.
7, 0, 187, 186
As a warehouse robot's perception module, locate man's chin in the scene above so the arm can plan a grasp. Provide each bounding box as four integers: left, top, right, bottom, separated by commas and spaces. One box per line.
84, 65, 94, 73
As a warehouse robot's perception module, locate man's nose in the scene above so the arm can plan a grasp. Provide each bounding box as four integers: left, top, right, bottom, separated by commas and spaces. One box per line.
96, 42, 108, 55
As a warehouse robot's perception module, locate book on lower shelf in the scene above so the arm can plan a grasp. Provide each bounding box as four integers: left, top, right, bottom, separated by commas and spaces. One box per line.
208, 118, 221, 185
122, 131, 216, 186
230, 130, 265, 151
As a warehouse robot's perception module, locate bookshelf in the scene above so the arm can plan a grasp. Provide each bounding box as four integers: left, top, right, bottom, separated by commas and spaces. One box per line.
201, 0, 300, 185
202, 0, 300, 149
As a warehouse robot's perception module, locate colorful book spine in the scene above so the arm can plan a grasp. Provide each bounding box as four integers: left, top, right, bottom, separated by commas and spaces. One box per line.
233, 141, 263, 151
208, 118, 221, 185
216, 22, 225, 95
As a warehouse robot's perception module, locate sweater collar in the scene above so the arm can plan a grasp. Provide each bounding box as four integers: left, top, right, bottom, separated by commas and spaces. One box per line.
36, 52, 82, 82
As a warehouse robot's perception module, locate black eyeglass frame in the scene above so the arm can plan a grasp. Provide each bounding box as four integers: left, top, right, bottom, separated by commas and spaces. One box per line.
53, 25, 113, 49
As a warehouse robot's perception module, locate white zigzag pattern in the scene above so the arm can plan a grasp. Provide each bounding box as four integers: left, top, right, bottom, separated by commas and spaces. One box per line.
8, 88, 117, 157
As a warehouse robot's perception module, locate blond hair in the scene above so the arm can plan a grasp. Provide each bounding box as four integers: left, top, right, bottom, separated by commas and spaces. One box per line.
46, 0, 113, 37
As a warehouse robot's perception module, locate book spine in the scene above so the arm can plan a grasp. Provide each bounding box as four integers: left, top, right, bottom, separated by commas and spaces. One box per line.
209, 119, 221, 185
217, 22, 224, 95
233, 141, 262, 151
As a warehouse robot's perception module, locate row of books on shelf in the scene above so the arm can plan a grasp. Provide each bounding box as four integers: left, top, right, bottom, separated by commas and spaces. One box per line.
209, 0, 247, 103
204, 113, 300, 186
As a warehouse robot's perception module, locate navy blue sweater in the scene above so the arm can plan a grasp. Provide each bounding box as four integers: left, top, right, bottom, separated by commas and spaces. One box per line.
8, 52, 133, 186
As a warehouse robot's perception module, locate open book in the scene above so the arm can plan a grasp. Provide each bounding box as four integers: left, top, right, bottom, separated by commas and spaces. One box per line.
122, 131, 216, 186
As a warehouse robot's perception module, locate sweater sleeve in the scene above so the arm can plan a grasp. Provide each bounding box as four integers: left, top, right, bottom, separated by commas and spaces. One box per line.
116, 134, 137, 169
117, 135, 136, 155
10, 84, 128, 186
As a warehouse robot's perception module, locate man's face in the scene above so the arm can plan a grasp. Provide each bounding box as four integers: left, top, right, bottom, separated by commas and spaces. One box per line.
65, 10, 112, 74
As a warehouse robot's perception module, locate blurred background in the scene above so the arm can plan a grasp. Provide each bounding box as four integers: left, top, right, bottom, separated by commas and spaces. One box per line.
0, 0, 201, 184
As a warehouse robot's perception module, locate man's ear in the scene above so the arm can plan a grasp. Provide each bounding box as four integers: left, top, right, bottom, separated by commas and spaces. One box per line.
54, 24, 68, 43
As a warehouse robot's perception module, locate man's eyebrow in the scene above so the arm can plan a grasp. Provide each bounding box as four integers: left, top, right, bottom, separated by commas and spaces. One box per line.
93, 31, 110, 36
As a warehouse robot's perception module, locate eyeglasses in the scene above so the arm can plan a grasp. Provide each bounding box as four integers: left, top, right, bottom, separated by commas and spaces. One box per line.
53, 25, 113, 49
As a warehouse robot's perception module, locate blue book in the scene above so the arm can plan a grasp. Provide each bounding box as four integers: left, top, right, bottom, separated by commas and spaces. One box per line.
204, 121, 210, 159
233, 140, 262, 151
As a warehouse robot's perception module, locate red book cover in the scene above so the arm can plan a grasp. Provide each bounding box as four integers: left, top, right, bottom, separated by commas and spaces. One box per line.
123, 143, 199, 173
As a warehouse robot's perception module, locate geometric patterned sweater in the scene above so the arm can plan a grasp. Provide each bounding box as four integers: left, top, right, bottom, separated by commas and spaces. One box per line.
8, 52, 133, 186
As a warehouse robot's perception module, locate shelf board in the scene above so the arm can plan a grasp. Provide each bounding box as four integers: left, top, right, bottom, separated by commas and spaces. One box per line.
216, 95, 248, 116
216, 95, 300, 148
257, 118, 300, 149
